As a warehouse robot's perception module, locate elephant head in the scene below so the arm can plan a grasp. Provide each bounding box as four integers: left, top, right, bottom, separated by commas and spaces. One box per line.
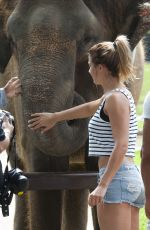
3, 0, 103, 156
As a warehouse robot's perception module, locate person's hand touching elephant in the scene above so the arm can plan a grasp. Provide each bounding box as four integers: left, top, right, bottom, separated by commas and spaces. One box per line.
28, 113, 57, 133
4, 77, 21, 98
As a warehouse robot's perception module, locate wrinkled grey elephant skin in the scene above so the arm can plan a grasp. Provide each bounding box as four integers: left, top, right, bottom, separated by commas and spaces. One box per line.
0, 0, 149, 230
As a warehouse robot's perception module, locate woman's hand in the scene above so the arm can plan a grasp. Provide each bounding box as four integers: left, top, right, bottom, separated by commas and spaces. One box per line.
28, 113, 57, 133
88, 184, 108, 207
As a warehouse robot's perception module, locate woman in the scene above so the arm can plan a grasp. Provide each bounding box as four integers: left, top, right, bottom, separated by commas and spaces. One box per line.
28, 35, 145, 230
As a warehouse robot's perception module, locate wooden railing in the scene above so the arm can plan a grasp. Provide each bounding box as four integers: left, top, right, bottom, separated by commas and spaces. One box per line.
24, 172, 98, 190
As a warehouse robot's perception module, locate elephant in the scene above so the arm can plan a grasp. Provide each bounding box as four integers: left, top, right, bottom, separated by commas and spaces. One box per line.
0, 0, 149, 230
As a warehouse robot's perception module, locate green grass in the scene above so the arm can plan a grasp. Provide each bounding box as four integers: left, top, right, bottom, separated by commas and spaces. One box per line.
135, 63, 150, 230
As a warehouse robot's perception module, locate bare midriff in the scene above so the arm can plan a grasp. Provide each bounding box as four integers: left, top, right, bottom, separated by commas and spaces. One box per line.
98, 155, 134, 168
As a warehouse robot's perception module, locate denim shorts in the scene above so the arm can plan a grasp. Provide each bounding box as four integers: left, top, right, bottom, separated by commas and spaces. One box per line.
98, 164, 145, 208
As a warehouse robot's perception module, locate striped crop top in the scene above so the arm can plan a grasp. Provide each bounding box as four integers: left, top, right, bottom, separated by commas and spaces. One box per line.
88, 88, 138, 157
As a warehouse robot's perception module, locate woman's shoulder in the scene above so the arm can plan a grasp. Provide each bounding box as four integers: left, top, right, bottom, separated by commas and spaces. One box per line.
105, 89, 129, 108
109, 87, 130, 100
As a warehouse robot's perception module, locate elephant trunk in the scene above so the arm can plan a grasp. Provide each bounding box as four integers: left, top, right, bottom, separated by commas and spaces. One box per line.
19, 40, 89, 156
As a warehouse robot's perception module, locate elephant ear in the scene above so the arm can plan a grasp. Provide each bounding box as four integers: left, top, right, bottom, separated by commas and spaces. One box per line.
129, 2, 150, 50
0, 0, 17, 73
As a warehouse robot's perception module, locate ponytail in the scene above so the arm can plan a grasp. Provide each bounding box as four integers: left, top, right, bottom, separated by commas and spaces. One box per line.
89, 35, 135, 82
114, 35, 135, 81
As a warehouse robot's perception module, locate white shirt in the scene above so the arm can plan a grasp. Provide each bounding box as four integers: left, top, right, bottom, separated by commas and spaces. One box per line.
143, 91, 150, 119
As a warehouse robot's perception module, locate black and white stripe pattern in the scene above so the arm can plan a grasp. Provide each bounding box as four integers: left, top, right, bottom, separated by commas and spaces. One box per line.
88, 88, 138, 157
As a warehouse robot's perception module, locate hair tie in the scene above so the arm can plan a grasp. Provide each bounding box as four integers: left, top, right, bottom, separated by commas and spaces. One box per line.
113, 41, 117, 49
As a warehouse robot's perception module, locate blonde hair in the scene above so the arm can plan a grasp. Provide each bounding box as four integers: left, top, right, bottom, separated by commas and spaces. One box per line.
88, 35, 135, 82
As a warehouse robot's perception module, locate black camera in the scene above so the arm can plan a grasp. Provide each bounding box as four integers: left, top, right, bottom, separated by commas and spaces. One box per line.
0, 162, 29, 217
6, 167, 29, 195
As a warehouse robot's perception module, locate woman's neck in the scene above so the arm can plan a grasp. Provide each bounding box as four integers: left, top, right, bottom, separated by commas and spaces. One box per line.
102, 81, 125, 93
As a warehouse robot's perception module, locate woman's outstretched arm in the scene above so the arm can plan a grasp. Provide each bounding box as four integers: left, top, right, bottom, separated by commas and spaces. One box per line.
28, 98, 102, 133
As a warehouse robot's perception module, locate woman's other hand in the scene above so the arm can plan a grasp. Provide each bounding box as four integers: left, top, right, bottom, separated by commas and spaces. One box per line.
88, 184, 108, 207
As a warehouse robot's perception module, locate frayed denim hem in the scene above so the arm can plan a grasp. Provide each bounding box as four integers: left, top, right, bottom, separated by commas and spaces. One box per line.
102, 199, 145, 209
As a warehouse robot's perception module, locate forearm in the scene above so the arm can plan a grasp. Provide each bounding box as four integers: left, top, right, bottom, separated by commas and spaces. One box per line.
54, 99, 99, 122
0, 88, 7, 107
99, 145, 126, 187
